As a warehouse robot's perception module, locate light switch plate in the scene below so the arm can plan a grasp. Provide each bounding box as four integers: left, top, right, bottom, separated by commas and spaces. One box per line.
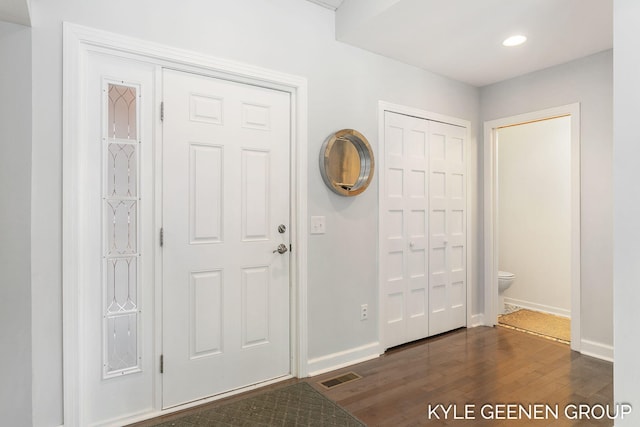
310, 216, 326, 234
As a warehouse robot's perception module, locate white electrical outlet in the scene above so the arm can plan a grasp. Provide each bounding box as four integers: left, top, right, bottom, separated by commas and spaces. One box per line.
360, 304, 368, 321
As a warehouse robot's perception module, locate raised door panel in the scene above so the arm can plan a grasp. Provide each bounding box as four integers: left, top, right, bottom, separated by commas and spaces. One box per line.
189, 144, 223, 244
241, 149, 270, 241
241, 267, 271, 347
190, 270, 223, 357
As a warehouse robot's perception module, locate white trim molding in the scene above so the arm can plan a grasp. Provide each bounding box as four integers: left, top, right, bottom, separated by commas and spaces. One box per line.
469, 314, 485, 327
504, 297, 571, 318
63, 22, 309, 426
580, 339, 614, 363
307, 342, 381, 377
483, 103, 581, 352
305, 0, 344, 10
378, 101, 470, 128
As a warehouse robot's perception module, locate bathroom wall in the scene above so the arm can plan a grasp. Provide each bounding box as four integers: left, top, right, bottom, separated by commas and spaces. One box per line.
480, 50, 613, 357
497, 117, 572, 316
29, 0, 480, 424
0, 20, 32, 427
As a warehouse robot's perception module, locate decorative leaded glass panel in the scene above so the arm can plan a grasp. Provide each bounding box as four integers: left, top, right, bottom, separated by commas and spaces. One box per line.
108, 143, 137, 197
106, 200, 138, 255
103, 82, 141, 377
106, 257, 138, 314
108, 84, 137, 140
106, 313, 138, 372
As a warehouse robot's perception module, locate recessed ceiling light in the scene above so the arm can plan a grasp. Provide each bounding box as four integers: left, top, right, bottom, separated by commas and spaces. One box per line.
502, 35, 527, 47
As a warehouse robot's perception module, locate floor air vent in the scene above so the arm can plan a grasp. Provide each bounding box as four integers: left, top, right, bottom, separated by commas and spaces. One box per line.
319, 372, 362, 389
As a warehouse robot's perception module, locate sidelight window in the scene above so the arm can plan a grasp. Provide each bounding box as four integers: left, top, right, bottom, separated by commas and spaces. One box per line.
102, 82, 142, 377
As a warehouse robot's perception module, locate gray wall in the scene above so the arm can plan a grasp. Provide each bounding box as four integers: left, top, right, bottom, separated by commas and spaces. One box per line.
614, 0, 640, 424
29, 0, 480, 424
0, 20, 32, 427
480, 50, 613, 350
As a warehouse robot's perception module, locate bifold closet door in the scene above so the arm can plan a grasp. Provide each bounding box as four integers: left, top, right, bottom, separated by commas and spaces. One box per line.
381, 111, 467, 349
381, 111, 430, 348
428, 121, 467, 336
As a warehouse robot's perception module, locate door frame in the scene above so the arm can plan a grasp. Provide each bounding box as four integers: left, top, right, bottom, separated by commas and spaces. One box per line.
377, 101, 473, 352
63, 23, 309, 425
483, 103, 581, 352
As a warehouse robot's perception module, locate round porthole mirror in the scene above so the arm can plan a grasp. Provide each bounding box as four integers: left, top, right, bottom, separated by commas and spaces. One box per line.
319, 129, 374, 196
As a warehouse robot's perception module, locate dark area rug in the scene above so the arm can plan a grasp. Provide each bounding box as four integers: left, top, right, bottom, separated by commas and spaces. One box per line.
150, 382, 365, 427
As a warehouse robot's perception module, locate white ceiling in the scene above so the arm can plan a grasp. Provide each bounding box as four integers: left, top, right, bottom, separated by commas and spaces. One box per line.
331, 0, 612, 87
2, 0, 613, 86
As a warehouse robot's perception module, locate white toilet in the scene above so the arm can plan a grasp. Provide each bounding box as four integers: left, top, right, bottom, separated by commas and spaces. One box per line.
498, 271, 515, 314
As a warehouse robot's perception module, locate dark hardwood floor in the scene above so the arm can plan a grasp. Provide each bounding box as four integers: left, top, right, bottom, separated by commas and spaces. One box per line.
130, 326, 613, 427
314, 327, 613, 426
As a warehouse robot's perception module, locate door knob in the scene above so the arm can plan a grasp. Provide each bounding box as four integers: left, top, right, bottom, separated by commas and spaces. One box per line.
273, 243, 288, 254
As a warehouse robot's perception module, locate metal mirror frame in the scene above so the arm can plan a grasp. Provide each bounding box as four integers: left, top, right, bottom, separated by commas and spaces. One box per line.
319, 129, 375, 197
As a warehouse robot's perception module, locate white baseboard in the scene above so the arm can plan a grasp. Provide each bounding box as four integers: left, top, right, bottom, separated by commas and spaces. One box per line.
307, 342, 381, 376
469, 313, 486, 327
580, 339, 614, 362
504, 297, 570, 318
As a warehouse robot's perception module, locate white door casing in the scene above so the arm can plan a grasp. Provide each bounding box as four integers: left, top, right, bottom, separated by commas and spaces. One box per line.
379, 103, 470, 350
162, 69, 291, 408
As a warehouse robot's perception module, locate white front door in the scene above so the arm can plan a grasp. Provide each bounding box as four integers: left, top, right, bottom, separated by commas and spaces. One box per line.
162, 69, 291, 408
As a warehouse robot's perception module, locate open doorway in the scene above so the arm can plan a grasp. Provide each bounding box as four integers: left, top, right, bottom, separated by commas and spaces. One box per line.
484, 104, 581, 352
495, 116, 571, 343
